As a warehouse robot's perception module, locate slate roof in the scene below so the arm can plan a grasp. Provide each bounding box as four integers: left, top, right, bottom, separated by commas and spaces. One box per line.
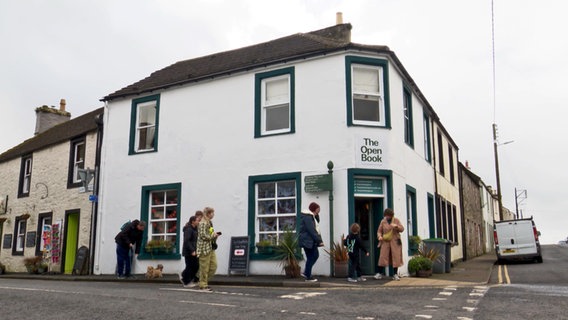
102, 23, 394, 101
0, 107, 103, 163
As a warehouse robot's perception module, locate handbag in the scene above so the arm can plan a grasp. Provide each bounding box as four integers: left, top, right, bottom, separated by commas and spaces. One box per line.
382, 230, 393, 241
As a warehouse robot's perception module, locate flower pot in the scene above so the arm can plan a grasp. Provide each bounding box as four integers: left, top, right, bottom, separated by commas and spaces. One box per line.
333, 261, 349, 278
416, 269, 432, 278
284, 264, 301, 278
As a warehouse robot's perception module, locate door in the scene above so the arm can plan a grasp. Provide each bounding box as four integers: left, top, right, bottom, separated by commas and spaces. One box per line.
354, 197, 383, 275
63, 211, 80, 274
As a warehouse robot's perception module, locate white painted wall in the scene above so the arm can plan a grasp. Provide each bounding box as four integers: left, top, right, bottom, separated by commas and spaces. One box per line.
95, 52, 438, 276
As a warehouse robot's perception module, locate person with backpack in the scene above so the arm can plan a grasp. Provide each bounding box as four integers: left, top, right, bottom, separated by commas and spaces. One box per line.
115, 219, 146, 279
344, 222, 369, 282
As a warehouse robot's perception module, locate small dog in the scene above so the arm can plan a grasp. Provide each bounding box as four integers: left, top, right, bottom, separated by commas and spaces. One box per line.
145, 264, 164, 278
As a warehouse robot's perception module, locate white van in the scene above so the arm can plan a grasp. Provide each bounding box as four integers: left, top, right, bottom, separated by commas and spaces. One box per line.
493, 217, 543, 263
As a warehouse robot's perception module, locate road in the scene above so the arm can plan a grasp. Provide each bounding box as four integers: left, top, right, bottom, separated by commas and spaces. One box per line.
0, 245, 566, 319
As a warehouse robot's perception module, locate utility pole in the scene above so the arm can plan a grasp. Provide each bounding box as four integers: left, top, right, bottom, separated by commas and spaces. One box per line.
515, 188, 527, 219
493, 123, 504, 221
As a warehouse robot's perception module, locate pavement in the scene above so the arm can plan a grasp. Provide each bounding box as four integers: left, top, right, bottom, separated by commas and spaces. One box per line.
0, 252, 496, 288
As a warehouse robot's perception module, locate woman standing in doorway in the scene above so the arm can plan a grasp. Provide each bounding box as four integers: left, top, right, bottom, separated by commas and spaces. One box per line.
374, 208, 404, 280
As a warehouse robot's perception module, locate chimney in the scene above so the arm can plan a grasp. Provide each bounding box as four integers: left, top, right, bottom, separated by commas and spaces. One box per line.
465, 160, 470, 169
336, 12, 343, 25
34, 99, 71, 135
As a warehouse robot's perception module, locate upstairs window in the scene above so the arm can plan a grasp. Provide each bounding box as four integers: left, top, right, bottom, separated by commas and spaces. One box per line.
403, 86, 414, 147
18, 155, 32, 197
346, 56, 390, 128
437, 130, 445, 176
68, 137, 85, 188
129, 95, 160, 154
255, 67, 295, 137
423, 113, 432, 163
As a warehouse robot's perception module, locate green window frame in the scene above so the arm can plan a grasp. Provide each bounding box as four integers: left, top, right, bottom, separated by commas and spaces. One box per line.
248, 172, 301, 260
345, 56, 390, 128
406, 185, 417, 255
254, 67, 295, 138
423, 113, 432, 164
138, 182, 181, 260
129, 94, 160, 155
403, 86, 414, 148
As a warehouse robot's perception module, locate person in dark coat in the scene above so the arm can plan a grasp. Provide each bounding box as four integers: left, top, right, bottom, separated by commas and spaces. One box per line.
115, 219, 146, 279
180, 212, 202, 287
299, 202, 323, 282
344, 222, 369, 282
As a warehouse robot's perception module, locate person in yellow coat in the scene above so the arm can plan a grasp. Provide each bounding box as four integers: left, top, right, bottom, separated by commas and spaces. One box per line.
374, 208, 404, 280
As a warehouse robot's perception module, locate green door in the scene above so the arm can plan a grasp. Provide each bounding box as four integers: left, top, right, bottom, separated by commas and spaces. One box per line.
64, 212, 80, 274
354, 197, 384, 275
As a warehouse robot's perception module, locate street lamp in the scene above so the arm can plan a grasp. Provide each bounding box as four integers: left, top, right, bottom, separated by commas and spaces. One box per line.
492, 123, 513, 221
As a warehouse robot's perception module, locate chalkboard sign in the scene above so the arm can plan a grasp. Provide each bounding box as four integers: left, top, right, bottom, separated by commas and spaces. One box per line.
2, 234, 12, 249
72, 246, 89, 275
228, 236, 249, 276
26, 231, 36, 247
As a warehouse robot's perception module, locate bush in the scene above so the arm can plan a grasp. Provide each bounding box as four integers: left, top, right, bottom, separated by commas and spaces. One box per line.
408, 256, 433, 274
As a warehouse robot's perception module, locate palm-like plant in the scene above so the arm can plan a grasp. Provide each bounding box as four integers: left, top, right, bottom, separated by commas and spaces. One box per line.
324, 235, 349, 262
272, 228, 301, 278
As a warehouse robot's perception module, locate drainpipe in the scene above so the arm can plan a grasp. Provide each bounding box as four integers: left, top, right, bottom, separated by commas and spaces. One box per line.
89, 108, 104, 274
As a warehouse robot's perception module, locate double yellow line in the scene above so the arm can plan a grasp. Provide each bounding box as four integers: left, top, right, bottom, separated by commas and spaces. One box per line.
497, 264, 511, 284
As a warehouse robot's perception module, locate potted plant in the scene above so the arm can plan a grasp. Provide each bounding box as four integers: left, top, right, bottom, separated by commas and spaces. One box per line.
23, 256, 43, 274
145, 239, 174, 256
256, 239, 276, 254
272, 228, 301, 278
408, 256, 433, 277
408, 235, 422, 254
324, 235, 349, 277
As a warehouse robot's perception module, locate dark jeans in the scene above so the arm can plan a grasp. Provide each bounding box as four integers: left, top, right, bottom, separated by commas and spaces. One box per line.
181, 255, 199, 284
348, 253, 362, 278
116, 245, 131, 276
303, 246, 319, 279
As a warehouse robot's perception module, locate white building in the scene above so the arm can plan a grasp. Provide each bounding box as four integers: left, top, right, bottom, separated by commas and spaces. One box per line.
94, 23, 461, 277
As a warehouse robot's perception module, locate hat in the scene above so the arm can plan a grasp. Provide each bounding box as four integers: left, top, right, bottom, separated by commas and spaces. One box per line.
308, 202, 320, 212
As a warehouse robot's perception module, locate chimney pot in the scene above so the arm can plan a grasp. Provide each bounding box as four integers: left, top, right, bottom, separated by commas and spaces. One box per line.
60, 98, 66, 112
336, 12, 343, 25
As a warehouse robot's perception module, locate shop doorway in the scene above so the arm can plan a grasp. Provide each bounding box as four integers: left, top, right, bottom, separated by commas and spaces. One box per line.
62, 211, 80, 274
354, 197, 384, 275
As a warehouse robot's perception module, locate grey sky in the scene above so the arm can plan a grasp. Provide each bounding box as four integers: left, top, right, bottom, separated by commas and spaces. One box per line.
1, 0, 566, 244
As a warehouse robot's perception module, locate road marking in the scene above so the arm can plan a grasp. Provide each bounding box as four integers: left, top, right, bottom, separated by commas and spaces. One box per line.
280, 292, 326, 300
462, 306, 476, 312
415, 315, 432, 319
179, 300, 236, 308
497, 265, 511, 284
356, 316, 375, 319
438, 291, 453, 296
432, 297, 447, 301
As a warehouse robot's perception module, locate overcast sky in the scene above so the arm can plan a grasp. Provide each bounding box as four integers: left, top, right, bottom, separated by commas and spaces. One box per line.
1, 0, 566, 244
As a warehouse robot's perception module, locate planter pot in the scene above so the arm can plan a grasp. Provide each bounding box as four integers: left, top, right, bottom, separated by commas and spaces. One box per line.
284, 264, 301, 278
333, 261, 349, 278
416, 269, 432, 278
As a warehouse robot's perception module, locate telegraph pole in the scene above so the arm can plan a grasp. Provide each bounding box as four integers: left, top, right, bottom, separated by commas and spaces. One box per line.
493, 123, 504, 221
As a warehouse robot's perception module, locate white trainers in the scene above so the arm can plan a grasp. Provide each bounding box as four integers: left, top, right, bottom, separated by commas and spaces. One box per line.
184, 281, 198, 288
347, 277, 358, 282
392, 274, 401, 281
357, 277, 367, 282
374, 273, 383, 280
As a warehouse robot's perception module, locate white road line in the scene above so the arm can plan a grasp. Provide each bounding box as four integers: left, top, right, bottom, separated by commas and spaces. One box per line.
299, 311, 317, 315
179, 300, 236, 308
462, 306, 476, 312
356, 316, 375, 320
432, 297, 447, 301
280, 292, 326, 300
424, 305, 439, 309
439, 291, 453, 296
415, 315, 433, 319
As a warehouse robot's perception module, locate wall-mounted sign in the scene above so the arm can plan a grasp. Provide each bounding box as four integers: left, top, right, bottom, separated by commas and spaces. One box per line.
354, 178, 384, 196
3, 234, 12, 249
356, 136, 386, 167
304, 174, 332, 193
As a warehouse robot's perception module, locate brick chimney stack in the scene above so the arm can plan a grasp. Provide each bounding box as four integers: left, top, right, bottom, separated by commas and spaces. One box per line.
34, 99, 71, 135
